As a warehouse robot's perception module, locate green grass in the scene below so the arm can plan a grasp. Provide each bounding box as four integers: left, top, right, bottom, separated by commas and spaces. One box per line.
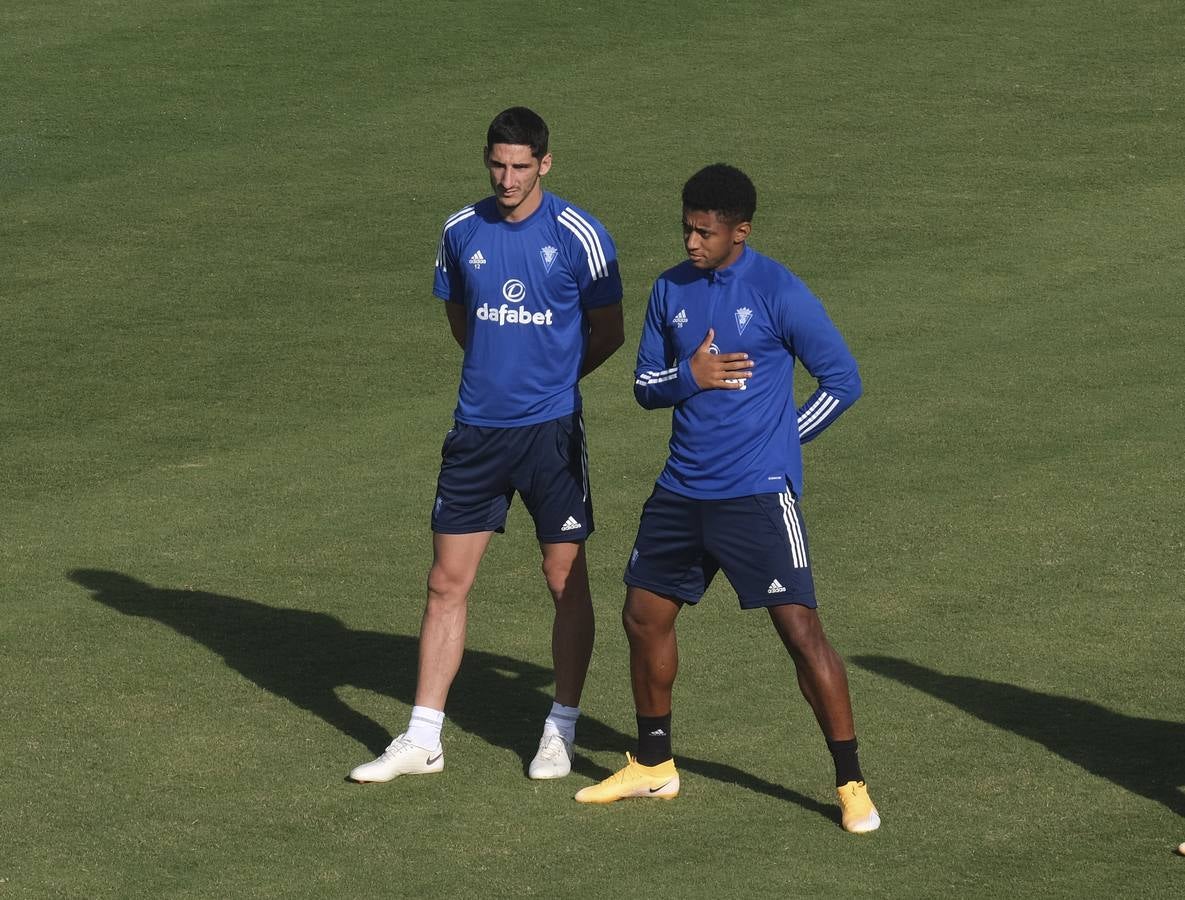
4, 0, 1184, 896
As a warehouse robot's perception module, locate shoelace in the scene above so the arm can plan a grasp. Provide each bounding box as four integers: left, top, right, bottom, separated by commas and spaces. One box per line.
611, 753, 637, 781
382, 737, 414, 759
539, 735, 569, 759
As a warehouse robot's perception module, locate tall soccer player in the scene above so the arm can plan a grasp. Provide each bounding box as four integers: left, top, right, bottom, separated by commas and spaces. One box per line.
574, 164, 880, 833
349, 108, 624, 783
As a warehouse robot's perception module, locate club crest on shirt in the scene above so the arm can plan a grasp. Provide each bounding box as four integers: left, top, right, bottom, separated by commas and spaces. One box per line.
735, 306, 753, 335
539, 245, 559, 273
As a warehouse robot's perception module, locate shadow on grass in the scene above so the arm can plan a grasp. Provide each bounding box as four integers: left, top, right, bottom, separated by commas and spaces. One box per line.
71, 569, 836, 823
852, 655, 1185, 816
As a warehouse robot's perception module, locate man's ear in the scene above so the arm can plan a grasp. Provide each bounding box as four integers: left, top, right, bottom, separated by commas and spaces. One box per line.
538, 152, 553, 177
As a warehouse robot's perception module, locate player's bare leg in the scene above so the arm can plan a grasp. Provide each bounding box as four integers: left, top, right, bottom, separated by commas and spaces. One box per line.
573, 586, 681, 802
540, 540, 594, 708
415, 530, 493, 709
530, 540, 594, 778
348, 530, 491, 783
623, 586, 681, 715
767, 603, 854, 739
767, 602, 880, 832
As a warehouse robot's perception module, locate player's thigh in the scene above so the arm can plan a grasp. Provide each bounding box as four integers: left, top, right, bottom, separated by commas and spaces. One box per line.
428, 530, 494, 598
623, 585, 683, 637
703, 490, 817, 610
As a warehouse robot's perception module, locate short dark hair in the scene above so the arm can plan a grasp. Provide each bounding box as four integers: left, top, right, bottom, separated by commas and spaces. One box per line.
682, 163, 757, 224
486, 107, 549, 159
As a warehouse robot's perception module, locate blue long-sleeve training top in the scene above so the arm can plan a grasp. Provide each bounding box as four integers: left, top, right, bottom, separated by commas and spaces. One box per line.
634, 244, 861, 499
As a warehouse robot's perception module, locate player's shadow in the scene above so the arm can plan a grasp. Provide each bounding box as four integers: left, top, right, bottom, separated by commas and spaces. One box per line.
852, 655, 1185, 816
71, 569, 835, 822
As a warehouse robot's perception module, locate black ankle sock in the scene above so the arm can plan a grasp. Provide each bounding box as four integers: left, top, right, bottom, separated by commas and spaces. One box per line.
636, 713, 672, 766
826, 737, 863, 787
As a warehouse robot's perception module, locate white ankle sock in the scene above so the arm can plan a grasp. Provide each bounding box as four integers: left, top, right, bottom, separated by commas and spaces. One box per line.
542, 701, 580, 744
406, 705, 445, 750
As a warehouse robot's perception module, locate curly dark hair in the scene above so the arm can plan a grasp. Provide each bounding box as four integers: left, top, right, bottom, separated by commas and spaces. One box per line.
486, 107, 549, 159
682, 163, 757, 224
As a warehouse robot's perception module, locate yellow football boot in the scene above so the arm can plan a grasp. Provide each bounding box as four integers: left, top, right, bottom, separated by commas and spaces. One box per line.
574, 753, 680, 803
837, 780, 881, 833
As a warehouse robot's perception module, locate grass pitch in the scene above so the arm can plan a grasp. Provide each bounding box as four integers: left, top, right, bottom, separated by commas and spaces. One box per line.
4, 1, 1184, 897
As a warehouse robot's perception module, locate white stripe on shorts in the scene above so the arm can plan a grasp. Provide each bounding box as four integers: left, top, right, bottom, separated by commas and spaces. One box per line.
778, 489, 808, 569
578, 414, 589, 502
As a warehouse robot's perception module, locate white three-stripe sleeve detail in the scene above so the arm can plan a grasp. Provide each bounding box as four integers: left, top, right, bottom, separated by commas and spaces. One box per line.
436, 207, 476, 270
798, 391, 831, 421
635, 366, 680, 387
797, 391, 832, 430
557, 208, 608, 280
779, 491, 808, 569
798, 392, 839, 438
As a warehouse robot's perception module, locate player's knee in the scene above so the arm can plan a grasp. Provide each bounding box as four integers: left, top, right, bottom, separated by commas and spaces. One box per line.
622, 601, 660, 643
540, 559, 569, 596
426, 567, 472, 607
542, 564, 589, 606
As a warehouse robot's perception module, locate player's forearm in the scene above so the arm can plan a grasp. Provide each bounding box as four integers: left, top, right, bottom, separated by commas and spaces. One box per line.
634, 358, 702, 409
796, 375, 861, 443
580, 331, 624, 378
580, 303, 625, 378
793, 313, 862, 443
444, 301, 467, 349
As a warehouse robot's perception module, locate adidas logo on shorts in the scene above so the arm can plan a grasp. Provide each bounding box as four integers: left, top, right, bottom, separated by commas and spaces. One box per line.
561, 516, 583, 532
767, 579, 787, 594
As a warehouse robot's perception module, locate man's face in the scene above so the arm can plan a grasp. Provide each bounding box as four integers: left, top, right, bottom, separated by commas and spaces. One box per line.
682, 209, 749, 270
486, 143, 551, 218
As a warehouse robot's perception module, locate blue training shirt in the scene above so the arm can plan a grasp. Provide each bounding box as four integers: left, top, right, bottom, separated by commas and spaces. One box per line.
634, 245, 861, 499
434, 192, 623, 427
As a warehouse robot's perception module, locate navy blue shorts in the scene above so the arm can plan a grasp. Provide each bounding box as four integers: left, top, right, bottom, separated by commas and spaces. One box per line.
432, 412, 594, 543
624, 485, 816, 609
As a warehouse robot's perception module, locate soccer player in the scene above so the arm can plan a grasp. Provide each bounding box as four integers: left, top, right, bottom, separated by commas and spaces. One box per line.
349, 107, 624, 783
573, 164, 880, 833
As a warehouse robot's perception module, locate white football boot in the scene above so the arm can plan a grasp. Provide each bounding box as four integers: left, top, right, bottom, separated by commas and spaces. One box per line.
528, 732, 574, 780
349, 733, 444, 783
